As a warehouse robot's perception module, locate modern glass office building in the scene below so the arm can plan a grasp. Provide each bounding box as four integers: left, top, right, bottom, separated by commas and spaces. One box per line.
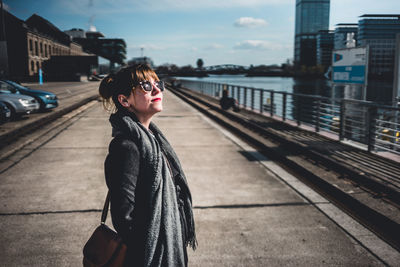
316, 30, 334, 67
294, 0, 330, 67
358, 15, 400, 77
334, 24, 358, 50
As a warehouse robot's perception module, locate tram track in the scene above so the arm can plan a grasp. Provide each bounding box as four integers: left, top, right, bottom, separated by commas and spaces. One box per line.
168, 85, 400, 252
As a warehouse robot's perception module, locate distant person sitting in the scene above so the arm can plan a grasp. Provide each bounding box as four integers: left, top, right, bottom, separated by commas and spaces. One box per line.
220, 89, 240, 112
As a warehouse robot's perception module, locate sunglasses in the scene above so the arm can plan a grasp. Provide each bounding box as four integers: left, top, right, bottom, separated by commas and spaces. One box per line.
138, 80, 165, 92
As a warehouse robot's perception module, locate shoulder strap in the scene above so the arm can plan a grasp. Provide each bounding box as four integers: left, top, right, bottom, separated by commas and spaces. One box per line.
101, 191, 111, 224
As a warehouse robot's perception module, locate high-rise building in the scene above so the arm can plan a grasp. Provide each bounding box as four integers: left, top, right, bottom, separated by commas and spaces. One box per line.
294, 0, 330, 67
69, 30, 126, 67
316, 30, 334, 67
358, 14, 400, 78
334, 24, 358, 50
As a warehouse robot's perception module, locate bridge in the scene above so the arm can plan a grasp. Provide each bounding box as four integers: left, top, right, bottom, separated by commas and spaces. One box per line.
204, 64, 248, 72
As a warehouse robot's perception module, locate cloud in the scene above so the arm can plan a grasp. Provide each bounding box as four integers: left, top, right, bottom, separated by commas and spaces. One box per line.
234, 17, 268, 28
234, 40, 284, 50
2, 2, 10, 11
204, 43, 224, 50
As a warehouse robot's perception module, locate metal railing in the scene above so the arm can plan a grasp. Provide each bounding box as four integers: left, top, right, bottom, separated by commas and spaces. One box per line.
176, 79, 400, 155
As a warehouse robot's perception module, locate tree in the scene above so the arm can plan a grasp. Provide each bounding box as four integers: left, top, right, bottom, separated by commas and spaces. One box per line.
196, 58, 204, 69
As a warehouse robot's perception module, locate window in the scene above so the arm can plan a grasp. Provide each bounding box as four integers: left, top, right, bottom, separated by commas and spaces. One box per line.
35, 41, 38, 56
36, 62, 40, 72
31, 61, 34, 72
40, 42, 43, 56
29, 39, 33, 52
0, 81, 17, 93
44, 44, 47, 57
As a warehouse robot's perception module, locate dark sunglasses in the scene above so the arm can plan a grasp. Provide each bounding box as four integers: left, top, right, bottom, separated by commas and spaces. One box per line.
138, 80, 165, 92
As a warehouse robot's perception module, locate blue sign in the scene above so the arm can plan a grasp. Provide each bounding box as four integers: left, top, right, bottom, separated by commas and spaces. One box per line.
332, 65, 366, 84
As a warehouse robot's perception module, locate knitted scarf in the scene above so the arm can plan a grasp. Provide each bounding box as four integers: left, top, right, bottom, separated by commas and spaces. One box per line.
109, 110, 196, 267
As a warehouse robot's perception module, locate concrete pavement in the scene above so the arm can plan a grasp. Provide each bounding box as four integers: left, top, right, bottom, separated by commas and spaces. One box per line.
0, 90, 394, 266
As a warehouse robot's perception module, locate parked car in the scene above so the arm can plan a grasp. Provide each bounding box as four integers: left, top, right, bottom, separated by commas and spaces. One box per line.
0, 80, 58, 111
0, 91, 40, 119
0, 101, 11, 123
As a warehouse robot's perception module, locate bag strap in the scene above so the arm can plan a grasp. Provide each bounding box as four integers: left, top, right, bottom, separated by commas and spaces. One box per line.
101, 191, 111, 224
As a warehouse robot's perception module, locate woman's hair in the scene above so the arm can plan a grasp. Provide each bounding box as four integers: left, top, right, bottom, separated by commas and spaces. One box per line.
99, 64, 159, 112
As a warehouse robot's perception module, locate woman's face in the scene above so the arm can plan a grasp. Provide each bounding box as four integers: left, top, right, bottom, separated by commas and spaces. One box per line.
126, 77, 163, 117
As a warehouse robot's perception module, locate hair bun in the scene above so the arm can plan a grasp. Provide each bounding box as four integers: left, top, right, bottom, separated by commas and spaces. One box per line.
99, 74, 116, 100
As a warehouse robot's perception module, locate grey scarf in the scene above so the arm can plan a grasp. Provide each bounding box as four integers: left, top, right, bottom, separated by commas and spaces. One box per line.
110, 110, 196, 267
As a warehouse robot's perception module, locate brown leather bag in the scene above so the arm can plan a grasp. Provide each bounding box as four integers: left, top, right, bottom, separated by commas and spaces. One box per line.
83, 191, 127, 267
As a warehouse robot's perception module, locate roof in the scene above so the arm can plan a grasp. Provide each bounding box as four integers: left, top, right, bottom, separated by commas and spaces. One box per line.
25, 14, 71, 45
359, 14, 400, 18
335, 23, 358, 26
86, 31, 105, 38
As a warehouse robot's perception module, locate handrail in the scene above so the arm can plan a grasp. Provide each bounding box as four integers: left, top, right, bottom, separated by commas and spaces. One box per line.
176, 78, 400, 155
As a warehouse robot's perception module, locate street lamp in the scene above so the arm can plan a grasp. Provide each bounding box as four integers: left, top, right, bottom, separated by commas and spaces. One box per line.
0, 0, 9, 77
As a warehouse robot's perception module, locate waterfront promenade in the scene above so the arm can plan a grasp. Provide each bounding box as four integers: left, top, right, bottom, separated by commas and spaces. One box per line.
0, 88, 397, 266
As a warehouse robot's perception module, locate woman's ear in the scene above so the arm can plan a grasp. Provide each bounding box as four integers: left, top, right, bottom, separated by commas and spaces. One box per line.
117, 94, 130, 108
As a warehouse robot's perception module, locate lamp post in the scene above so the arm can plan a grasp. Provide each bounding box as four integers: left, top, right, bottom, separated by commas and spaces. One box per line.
0, 0, 9, 77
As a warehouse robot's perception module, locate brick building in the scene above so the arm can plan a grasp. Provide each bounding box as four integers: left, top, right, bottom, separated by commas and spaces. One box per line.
1, 11, 91, 80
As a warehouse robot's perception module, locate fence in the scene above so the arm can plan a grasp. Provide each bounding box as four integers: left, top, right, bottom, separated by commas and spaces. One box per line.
177, 79, 400, 155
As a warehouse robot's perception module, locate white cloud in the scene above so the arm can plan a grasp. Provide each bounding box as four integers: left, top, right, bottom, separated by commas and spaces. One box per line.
2, 2, 10, 11
234, 40, 284, 50
204, 43, 224, 50
234, 17, 268, 28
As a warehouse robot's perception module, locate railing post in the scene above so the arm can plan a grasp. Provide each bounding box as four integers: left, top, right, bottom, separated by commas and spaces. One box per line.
368, 105, 378, 152
283, 92, 287, 121
270, 91, 274, 117
339, 99, 345, 140
232, 86, 235, 100
260, 89, 264, 114
237, 86, 240, 105
213, 83, 216, 97
244, 87, 247, 108
251, 88, 255, 110
297, 96, 301, 126
315, 99, 321, 132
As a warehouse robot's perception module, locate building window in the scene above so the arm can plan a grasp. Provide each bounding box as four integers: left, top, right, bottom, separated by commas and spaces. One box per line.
44, 44, 47, 57
40, 42, 43, 56
36, 62, 40, 72
35, 41, 38, 56
30, 61, 34, 72
29, 39, 33, 53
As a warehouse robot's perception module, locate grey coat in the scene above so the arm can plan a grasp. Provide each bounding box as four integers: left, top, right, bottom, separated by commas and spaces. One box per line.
104, 110, 196, 267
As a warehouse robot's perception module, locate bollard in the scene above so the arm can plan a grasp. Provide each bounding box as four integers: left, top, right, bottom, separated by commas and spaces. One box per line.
39, 68, 43, 85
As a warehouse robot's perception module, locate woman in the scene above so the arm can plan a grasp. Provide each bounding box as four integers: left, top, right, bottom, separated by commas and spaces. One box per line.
99, 64, 196, 266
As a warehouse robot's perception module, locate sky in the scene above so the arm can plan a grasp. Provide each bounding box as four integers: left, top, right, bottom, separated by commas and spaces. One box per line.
3, 0, 400, 67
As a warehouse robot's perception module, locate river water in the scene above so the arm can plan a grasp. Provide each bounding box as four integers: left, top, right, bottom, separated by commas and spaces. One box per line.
175, 74, 394, 103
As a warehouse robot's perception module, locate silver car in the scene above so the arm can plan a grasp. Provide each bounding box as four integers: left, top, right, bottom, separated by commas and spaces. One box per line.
0, 91, 40, 119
